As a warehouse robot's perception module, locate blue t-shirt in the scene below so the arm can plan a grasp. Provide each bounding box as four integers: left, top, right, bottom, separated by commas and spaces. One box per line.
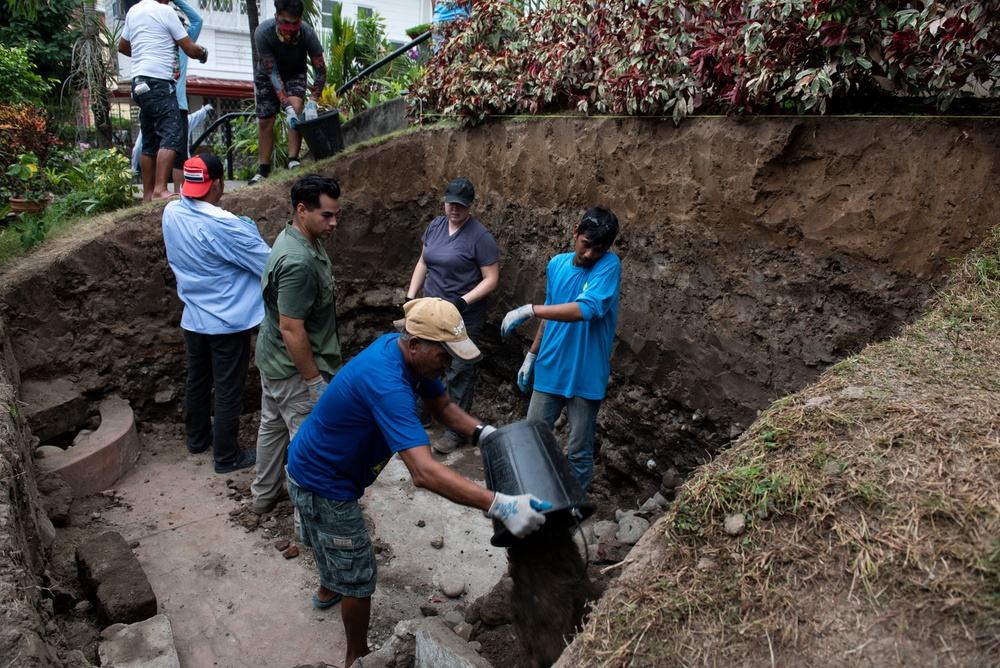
287, 334, 446, 500
534, 251, 621, 400
421, 215, 499, 323
432, 0, 468, 24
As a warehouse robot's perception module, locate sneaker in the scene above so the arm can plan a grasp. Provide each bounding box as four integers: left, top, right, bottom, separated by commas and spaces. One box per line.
287, 157, 301, 170
214, 449, 256, 474
431, 436, 462, 455
247, 173, 266, 186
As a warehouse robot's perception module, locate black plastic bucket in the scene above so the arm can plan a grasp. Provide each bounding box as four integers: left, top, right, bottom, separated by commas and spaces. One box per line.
481, 420, 595, 547
295, 110, 344, 160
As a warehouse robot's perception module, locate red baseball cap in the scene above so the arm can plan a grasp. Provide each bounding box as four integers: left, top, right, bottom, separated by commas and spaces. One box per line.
181, 154, 223, 198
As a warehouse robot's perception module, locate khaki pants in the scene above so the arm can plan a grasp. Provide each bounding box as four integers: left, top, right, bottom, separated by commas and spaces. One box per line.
252, 373, 320, 506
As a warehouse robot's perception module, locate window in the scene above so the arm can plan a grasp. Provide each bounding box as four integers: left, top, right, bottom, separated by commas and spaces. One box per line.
357, 5, 373, 19
321, 0, 341, 29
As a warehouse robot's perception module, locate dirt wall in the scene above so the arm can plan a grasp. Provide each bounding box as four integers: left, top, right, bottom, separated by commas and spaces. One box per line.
2, 116, 998, 490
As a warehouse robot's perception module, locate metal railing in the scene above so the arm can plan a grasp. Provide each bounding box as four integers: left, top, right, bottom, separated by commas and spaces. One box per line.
188, 31, 432, 173
190, 112, 255, 180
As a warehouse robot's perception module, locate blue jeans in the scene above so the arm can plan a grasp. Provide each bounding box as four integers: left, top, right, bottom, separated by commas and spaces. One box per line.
526, 391, 602, 490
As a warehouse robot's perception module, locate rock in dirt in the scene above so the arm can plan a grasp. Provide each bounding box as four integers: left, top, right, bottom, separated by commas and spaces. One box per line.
98, 614, 179, 668
478, 576, 514, 626
420, 605, 439, 617
454, 622, 474, 641
724, 513, 747, 536
274, 539, 290, 551
441, 580, 466, 598
77, 531, 157, 624
616, 515, 650, 545
282, 545, 299, 559
430, 535, 444, 549
597, 533, 625, 564
37, 472, 74, 525
592, 520, 618, 540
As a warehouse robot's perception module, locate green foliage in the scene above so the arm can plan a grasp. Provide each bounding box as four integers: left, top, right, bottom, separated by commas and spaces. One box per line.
12, 210, 50, 248
322, 6, 424, 119
6, 153, 50, 202
0, 103, 60, 199
52, 148, 134, 215
226, 105, 288, 169
0, 0, 81, 84
412, 0, 1000, 125
0, 44, 57, 104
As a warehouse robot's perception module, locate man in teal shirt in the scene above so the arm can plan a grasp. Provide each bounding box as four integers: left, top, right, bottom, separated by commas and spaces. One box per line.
252, 174, 343, 514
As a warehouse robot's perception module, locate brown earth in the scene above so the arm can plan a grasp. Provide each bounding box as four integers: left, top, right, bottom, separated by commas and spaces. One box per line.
2, 116, 1000, 666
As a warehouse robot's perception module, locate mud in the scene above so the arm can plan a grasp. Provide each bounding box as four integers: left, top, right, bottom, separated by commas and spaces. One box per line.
508, 528, 601, 667
3, 116, 1000, 665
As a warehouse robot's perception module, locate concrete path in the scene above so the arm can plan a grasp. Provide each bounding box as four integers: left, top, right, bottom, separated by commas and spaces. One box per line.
98, 427, 503, 668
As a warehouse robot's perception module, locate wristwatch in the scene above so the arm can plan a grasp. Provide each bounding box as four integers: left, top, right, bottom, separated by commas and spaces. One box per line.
472, 424, 487, 446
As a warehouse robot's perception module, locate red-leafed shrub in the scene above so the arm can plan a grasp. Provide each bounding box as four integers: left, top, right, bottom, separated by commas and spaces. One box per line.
412, 0, 1000, 125
0, 102, 60, 198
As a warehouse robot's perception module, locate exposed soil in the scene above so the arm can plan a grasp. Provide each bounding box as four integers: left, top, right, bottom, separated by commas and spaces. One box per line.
3, 116, 1000, 666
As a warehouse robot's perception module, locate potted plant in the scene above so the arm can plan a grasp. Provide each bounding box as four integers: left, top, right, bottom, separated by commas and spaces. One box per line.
6, 152, 52, 214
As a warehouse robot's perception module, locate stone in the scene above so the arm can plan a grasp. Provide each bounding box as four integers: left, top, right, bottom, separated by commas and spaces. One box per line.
454, 622, 474, 642
592, 520, 618, 540
420, 605, 440, 617
463, 599, 481, 625
661, 471, 681, 490
840, 385, 867, 400
274, 539, 290, 551
431, 536, 444, 549
98, 614, 180, 668
729, 423, 744, 439
415, 617, 492, 668
35, 445, 64, 459
652, 491, 669, 507
441, 580, 466, 598
282, 546, 299, 559
154, 389, 176, 404
478, 577, 513, 626
469, 642, 482, 653
696, 557, 716, 571
616, 515, 650, 545
443, 610, 465, 627
72, 429, 93, 446
639, 498, 661, 514
36, 509, 56, 550
416, 519, 426, 527
724, 513, 746, 536
804, 395, 832, 409
76, 531, 157, 624
37, 472, 74, 525
596, 533, 625, 563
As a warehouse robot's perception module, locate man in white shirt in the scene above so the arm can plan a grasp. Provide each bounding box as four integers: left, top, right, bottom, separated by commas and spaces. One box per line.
119, 0, 208, 203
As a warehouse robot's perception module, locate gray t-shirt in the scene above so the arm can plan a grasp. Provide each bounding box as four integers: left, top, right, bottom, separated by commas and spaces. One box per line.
420, 215, 499, 323
255, 18, 323, 81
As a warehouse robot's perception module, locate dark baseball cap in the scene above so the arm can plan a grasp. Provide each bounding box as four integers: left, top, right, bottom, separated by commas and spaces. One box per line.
181, 153, 224, 198
443, 177, 475, 208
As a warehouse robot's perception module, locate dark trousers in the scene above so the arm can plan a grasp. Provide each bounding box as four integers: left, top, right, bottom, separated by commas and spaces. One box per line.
183, 329, 252, 466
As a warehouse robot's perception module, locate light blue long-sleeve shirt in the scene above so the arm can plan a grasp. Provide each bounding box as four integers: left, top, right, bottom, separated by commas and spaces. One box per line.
173, 0, 203, 111
162, 197, 271, 335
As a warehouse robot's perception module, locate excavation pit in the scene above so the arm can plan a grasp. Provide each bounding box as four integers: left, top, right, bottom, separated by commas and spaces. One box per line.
2, 117, 999, 666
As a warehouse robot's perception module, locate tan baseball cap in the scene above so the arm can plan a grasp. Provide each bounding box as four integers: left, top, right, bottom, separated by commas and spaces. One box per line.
394, 298, 483, 362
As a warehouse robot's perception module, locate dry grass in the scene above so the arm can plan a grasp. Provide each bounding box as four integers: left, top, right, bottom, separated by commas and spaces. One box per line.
566, 228, 1000, 667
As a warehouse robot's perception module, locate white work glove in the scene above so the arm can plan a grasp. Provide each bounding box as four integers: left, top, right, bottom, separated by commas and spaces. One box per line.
303, 100, 318, 121
488, 492, 550, 538
284, 105, 299, 129
517, 352, 536, 393
501, 304, 535, 338
305, 375, 328, 403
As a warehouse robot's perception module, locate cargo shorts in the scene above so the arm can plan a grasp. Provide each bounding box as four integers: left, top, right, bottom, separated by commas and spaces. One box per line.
132, 77, 184, 155
286, 471, 377, 599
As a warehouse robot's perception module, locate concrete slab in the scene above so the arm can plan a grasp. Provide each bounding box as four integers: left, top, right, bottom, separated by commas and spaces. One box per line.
98, 614, 180, 668
77, 531, 158, 624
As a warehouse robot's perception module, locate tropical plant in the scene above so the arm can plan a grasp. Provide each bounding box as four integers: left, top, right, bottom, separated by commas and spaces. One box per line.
0, 44, 57, 104
6, 153, 50, 202
62, 0, 121, 148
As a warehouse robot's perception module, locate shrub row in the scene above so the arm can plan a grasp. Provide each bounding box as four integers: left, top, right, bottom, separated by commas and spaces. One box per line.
412, 0, 1000, 125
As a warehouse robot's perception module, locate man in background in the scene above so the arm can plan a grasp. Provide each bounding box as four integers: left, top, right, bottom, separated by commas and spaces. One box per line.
119, 0, 208, 202
249, 0, 327, 185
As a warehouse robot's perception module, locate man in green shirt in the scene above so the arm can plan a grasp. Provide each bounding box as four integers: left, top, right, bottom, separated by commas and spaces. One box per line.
251, 174, 343, 514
